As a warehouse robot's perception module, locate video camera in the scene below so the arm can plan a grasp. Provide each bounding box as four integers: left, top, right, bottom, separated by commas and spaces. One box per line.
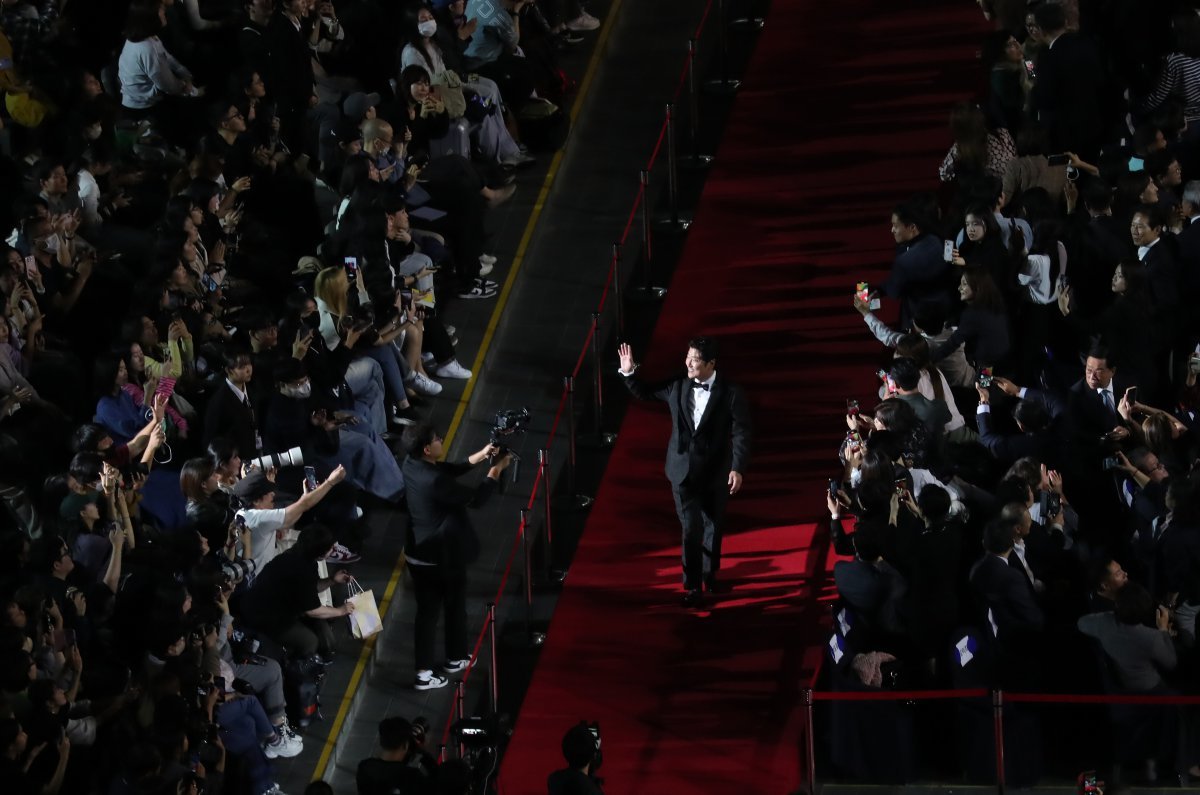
489, 407, 530, 487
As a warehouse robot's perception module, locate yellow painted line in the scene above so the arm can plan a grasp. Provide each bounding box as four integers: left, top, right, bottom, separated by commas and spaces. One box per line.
311, 0, 625, 782
441, 0, 625, 452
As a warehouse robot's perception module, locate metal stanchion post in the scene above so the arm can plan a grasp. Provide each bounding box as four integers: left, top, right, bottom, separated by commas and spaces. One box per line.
680, 39, 714, 170
801, 689, 816, 790
538, 449, 566, 585
704, 0, 741, 95
455, 681, 466, 758
629, 171, 667, 301
487, 604, 499, 716
555, 376, 593, 508
438, 745, 447, 764
656, 104, 690, 232
993, 690, 1006, 795
585, 313, 616, 448
611, 242, 624, 338
519, 508, 546, 645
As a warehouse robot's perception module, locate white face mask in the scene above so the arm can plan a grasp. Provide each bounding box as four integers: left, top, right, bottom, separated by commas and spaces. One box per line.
282, 382, 312, 399
418, 19, 437, 37
84, 124, 103, 141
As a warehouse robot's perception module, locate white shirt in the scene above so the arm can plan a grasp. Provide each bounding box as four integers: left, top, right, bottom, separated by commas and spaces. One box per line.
225, 377, 250, 406
1012, 538, 1044, 593
690, 372, 715, 428
237, 507, 287, 576
1097, 384, 1115, 411
1137, 237, 1159, 261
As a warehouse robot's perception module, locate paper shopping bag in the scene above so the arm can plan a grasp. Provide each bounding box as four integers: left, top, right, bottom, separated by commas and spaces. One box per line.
346, 581, 382, 640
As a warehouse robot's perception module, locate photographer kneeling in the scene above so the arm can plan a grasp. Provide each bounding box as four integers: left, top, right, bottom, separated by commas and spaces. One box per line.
401, 423, 511, 690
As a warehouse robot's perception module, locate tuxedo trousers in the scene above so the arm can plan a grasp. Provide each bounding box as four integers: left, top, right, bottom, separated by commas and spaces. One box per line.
671, 478, 728, 589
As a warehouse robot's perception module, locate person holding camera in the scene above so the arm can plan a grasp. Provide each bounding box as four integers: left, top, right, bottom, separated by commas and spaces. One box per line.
232, 465, 347, 576
355, 716, 437, 795
617, 338, 752, 607
400, 423, 511, 690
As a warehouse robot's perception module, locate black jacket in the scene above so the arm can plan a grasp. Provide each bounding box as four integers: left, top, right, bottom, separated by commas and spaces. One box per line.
400, 456, 498, 567
621, 371, 751, 487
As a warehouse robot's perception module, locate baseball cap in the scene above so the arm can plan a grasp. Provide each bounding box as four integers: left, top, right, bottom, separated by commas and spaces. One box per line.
343, 92, 381, 123
233, 471, 276, 503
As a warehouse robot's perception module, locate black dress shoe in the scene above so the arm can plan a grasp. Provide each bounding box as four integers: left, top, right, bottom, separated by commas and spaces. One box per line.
681, 589, 703, 608
704, 576, 730, 594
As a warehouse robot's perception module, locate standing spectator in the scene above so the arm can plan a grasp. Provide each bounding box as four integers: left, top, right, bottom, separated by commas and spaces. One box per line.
400, 423, 510, 690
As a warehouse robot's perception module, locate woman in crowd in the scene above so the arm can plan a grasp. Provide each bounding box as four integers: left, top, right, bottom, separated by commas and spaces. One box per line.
952, 205, 1013, 293
933, 266, 1011, 373
938, 102, 1016, 183
981, 30, 1030, 135
117, 3, 204, 146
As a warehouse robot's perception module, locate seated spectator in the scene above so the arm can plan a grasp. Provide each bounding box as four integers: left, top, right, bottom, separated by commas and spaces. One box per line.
236, 523, 356, 660
231, 466, 348, 576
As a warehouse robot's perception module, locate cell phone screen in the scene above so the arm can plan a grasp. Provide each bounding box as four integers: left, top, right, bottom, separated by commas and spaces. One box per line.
304, 466, 318, 491
1046, 153, 1070, 167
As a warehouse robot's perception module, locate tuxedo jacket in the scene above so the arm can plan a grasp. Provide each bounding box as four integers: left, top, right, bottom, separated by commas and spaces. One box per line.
623, 370, 751, 488
1139, 239, 1180, 310
1032, 31, 1106, 154
203, 382, 259, 459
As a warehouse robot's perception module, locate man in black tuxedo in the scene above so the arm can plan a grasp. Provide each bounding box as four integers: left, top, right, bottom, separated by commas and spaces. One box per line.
400, 423, 511, 690
1177, 181, 1200, 297
1030, 3, 1107, 160
618, 338, 751, 607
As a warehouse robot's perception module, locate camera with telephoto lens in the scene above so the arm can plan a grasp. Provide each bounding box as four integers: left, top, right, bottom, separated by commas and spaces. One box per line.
489, 407, 531, 488
220, 556, 255, 586
247, 447, 304, 471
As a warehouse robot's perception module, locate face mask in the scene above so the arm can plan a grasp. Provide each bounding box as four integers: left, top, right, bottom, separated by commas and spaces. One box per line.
418, 20, 437, 37
84, 124, 102, 141
281, 382, 312, 399
301, 312, 321, 330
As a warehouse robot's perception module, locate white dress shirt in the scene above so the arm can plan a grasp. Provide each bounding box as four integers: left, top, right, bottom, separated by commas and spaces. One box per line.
691, 372, 716, 428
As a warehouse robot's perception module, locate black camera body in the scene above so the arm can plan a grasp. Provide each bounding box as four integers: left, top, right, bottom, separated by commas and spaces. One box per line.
489, 407, 531, 487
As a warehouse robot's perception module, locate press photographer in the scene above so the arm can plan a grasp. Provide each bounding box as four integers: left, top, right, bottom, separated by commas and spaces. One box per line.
400, 423, 512, 691
547, 722, 604, 795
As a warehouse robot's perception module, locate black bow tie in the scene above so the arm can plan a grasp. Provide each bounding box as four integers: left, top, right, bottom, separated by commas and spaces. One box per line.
692, 381, 709, 391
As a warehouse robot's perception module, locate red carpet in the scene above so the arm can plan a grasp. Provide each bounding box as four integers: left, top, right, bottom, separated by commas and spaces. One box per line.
499, 2, 986, 791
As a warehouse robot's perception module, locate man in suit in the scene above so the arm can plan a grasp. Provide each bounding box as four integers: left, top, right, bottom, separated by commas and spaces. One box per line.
618, 337, 751, 607
1030, 3, 1107, 160
833, 521, 906, 638
976, 376, 1066, 466
1176, 181, 1200, 298
969, 518, 1045, 638
400, 423, 511, 690
1066, 346, 1132, 452
1131, 205, 1180, 310
204, 348, 261, 459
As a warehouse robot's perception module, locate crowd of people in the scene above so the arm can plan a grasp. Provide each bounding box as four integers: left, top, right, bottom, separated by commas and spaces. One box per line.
825, 0, 1200, 785
0, 0, 602, 793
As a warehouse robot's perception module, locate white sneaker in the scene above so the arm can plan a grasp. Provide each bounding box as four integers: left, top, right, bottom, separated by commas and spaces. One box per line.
409, 371, 443, 396
264, 730, 303, 759
478, 262, 494, 277
415, 670, 450, 691
434, 359, 472, 379
566, 11, 600, 30
259, 785, 288, 795
443, 658, 471, 673
479, 254, 497, 267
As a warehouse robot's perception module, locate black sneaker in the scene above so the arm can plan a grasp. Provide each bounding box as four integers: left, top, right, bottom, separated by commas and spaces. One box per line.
475, 278, 498, 291
457, 284, 498, 300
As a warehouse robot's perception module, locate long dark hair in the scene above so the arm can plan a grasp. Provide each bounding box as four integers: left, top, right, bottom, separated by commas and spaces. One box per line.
962, 265, 1007, 313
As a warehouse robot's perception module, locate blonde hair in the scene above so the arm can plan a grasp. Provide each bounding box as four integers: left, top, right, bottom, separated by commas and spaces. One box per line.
313, 267, 349, 317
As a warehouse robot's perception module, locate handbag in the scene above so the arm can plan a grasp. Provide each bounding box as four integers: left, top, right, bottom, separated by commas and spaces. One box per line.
431, 70, 468, 120
346, 579, 382, 639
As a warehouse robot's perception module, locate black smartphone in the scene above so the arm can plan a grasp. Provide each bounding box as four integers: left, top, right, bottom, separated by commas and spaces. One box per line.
828, 479, 839, 499
894, 476, 908, 494
1127, 386, 1138, 406
304, 466, 318, 491
1046, 153, 1070, 167
846, 398, 859, 416
399, 289, 413, 309
344, 256, 358, 281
